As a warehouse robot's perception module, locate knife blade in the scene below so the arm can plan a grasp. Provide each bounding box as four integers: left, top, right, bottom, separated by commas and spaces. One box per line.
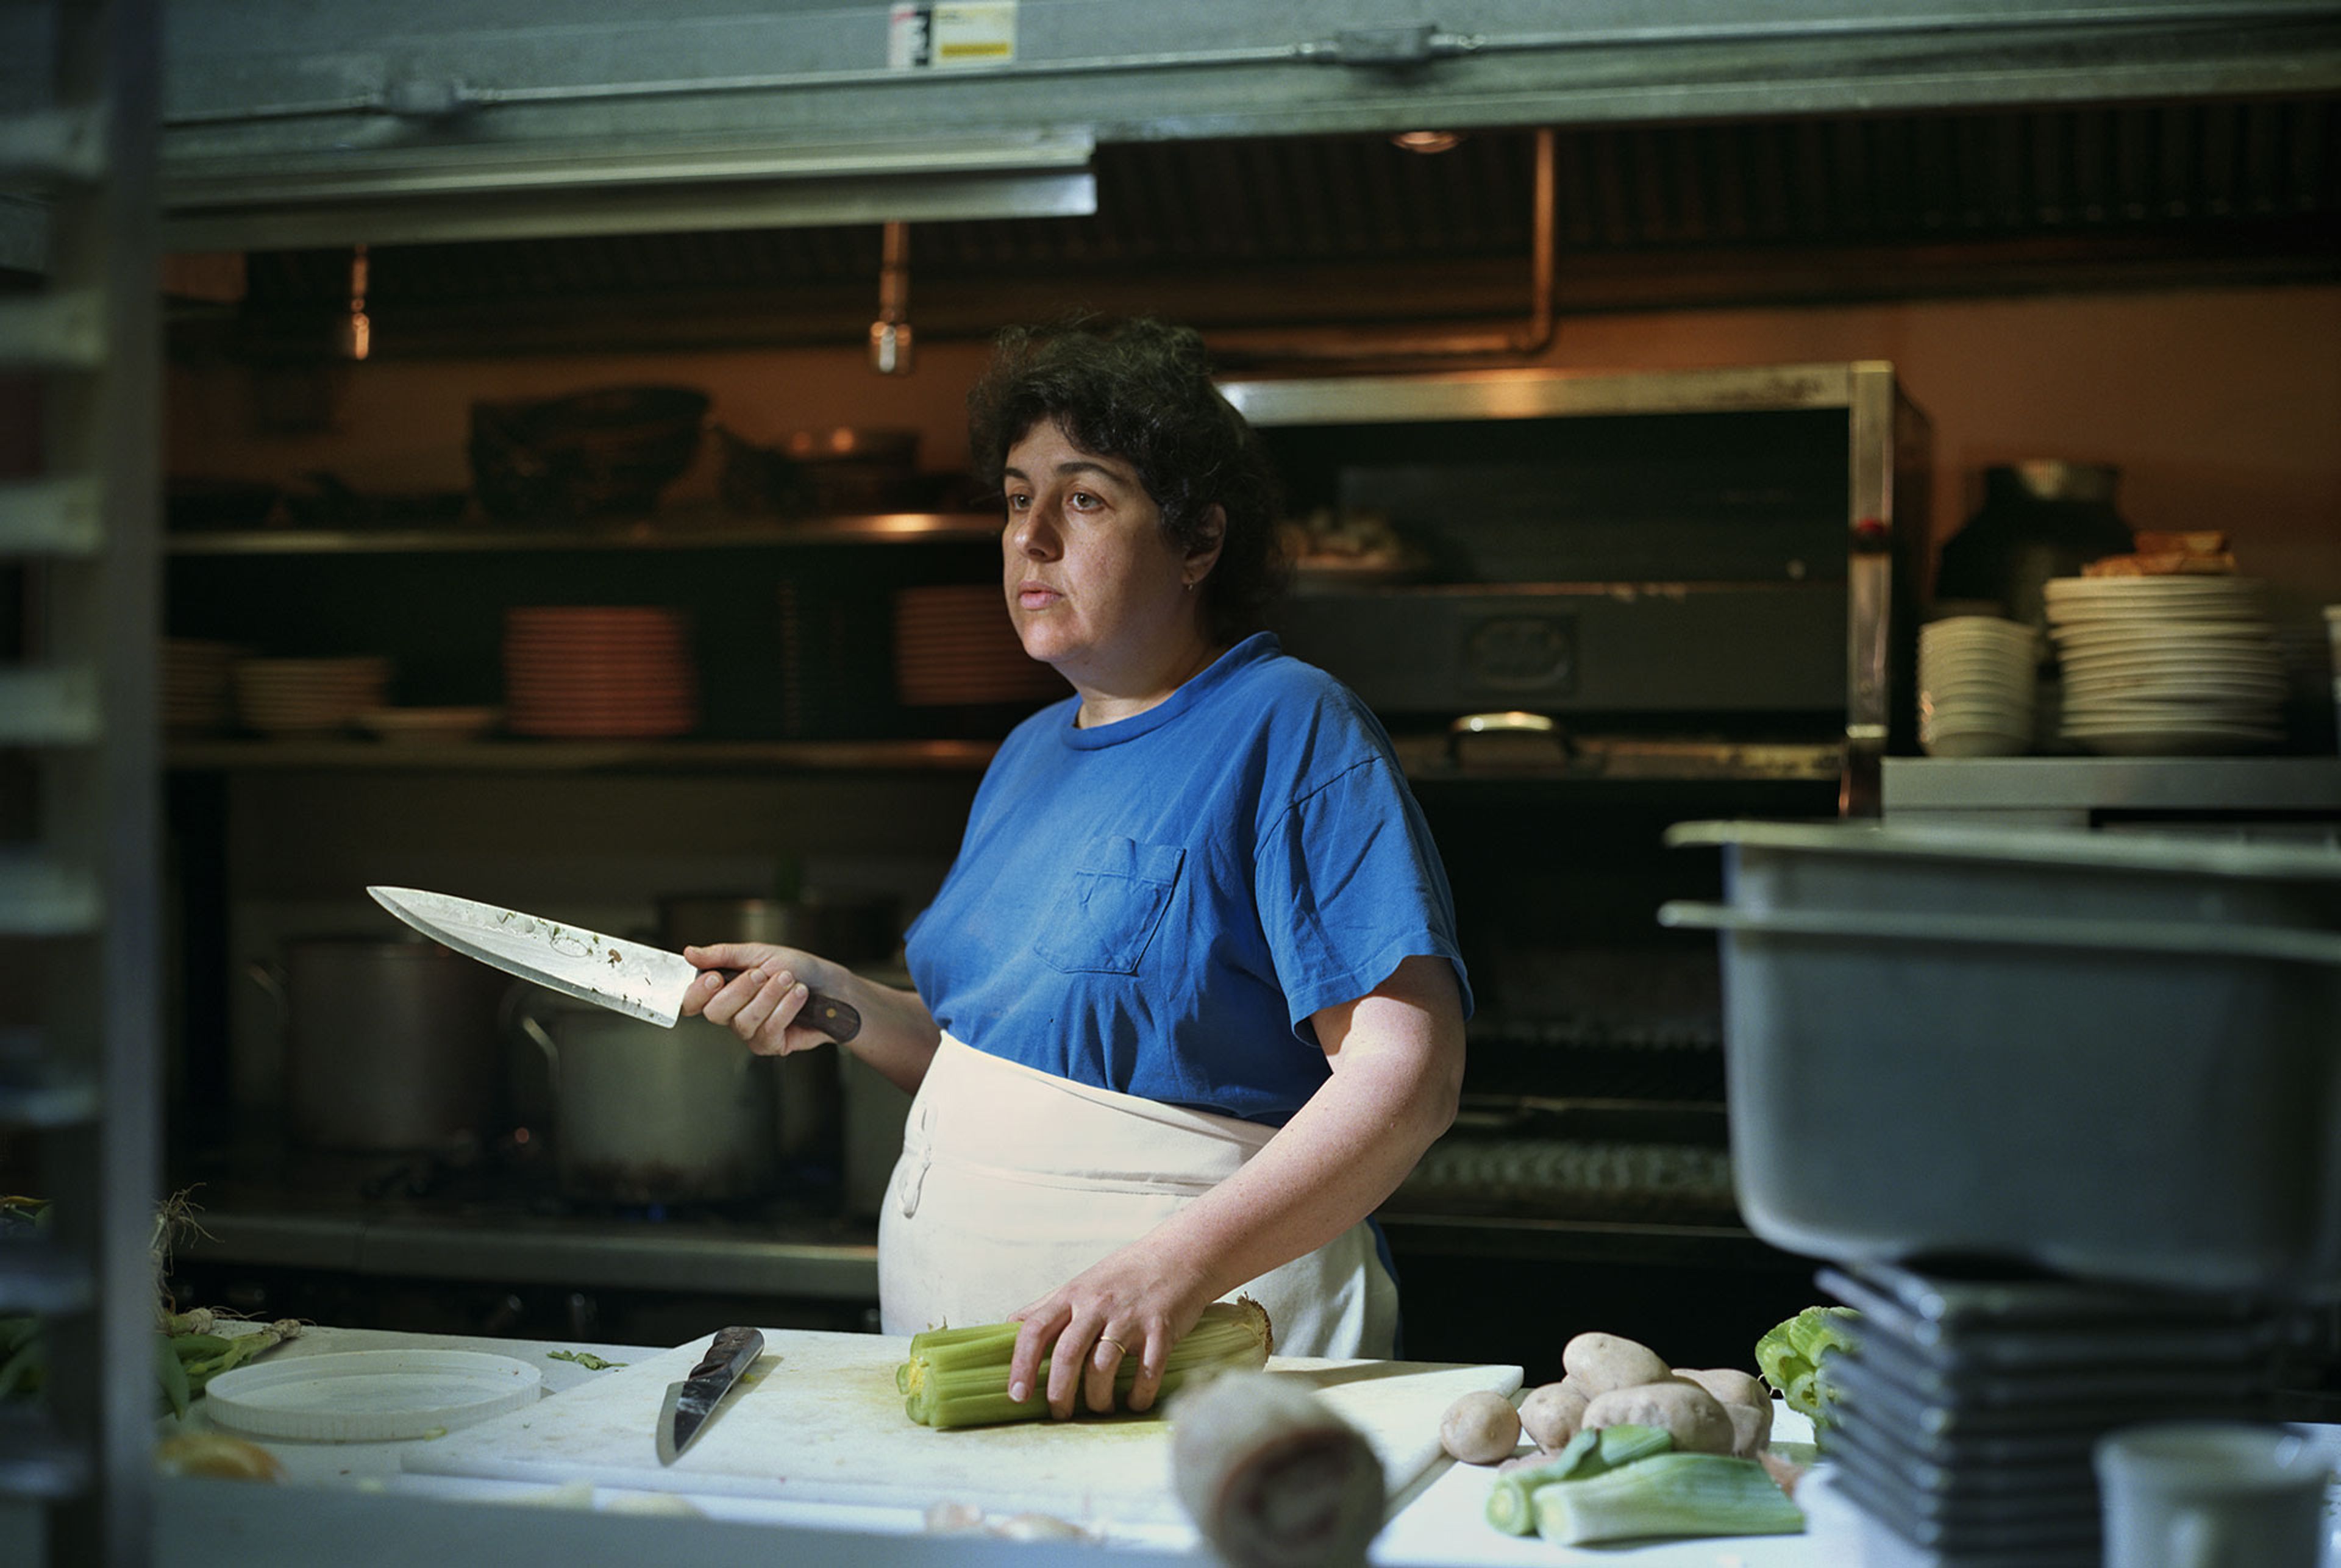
366, 885, 861, 1042
657, 1325, 764, 1464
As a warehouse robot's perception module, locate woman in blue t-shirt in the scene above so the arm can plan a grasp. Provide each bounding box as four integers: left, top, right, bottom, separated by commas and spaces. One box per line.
685, 318, 1470, 1421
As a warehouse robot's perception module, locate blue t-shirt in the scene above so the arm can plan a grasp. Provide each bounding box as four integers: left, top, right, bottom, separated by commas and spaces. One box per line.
905, 631, 1472, 1127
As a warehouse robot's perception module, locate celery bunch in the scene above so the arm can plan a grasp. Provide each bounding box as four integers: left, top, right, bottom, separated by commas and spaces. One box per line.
1753, 1305, 1860, 1424
897, 1297, 1272, 1430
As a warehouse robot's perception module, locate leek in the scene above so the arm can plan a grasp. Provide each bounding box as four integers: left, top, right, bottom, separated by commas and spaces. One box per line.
1531, 1452, 1805, 1545
899, 1297, 1273, 1430
1484, 1423, 1672, 1534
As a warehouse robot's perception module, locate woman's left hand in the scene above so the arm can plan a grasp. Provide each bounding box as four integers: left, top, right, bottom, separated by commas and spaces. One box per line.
1005, 1245, 1213, 1419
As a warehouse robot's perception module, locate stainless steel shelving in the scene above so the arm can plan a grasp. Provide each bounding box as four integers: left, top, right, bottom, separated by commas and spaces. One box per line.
0, 2, 165, 1562
164, 510, 1000, 555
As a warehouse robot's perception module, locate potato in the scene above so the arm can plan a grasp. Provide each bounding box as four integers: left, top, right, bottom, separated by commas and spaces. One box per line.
1516, 1381, 1588, 1452
1580, 1379, 1735, 1456
1717, 1400, 1772, 1458
1438, 1389, 1522, 1466
1673, 1366, 1769, 1411
153, 1432, 283, 1483
1560, 1332, 1671, 1398
1673, 1368, 1774, 1456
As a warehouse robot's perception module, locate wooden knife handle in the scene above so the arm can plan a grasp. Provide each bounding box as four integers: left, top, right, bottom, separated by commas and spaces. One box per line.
705, 969, 862, 1044
799, 988, 862, 1045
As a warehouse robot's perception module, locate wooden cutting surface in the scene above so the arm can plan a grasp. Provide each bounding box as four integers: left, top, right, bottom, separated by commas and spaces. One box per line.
403, 1328, 1522, 1526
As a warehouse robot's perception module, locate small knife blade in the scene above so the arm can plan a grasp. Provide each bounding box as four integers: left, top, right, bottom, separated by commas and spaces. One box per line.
657, 1325, 765, 1464
366, 885, 861, 1042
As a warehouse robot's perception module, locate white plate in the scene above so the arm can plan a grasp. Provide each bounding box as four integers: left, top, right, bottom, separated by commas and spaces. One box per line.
203, 1349, 543, 1442
1921, 731, 2030, 757
2043, 576, 2265, 602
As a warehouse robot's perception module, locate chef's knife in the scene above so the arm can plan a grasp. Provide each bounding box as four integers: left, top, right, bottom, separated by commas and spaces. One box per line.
366, 886, 861, 1042
657, 1325, 764, 1464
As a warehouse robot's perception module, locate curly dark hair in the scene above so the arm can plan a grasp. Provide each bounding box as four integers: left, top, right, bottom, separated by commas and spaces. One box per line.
967, 316, 1287, 644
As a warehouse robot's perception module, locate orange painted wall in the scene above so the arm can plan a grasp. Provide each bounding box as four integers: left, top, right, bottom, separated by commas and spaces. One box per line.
168, 282, 2341, 620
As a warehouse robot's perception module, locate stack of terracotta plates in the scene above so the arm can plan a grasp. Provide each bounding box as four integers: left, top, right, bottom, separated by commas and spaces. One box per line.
232, 655, 391, 737
892, 586, 1063, 707
163, 638, 239, 733
2042, 576, 2286, 755
502, 606, 697, 738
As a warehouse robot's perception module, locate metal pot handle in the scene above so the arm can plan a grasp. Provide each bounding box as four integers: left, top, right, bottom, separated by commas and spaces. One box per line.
501, 982, 558, 1088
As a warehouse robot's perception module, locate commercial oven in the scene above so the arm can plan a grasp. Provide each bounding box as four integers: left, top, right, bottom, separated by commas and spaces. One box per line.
1227, 362, 1934, 808
1222, 364, 1934, 1373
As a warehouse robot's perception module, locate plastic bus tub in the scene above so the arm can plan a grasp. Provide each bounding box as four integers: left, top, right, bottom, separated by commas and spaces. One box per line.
1657, 892, 2341, 1298
1666, 819, 2341, 932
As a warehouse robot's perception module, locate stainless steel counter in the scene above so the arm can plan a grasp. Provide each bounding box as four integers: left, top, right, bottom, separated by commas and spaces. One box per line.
1883, 755, 2341, 826
182, 1202, 878, 1304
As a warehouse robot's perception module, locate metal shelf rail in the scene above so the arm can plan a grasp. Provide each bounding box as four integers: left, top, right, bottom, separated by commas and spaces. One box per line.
0, 1, 165, 1563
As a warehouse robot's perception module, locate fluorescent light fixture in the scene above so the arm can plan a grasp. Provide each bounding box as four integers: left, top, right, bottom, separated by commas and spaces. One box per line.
163, 130, 1097, 250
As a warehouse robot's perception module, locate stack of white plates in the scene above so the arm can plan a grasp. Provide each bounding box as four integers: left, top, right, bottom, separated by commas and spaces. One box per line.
1917, 616, 2039, 757
2042, 576, 2286, 755
163, 638, 238, 733
893, 586, 1064, 707
233, 655, 391, 737
502, 606, 697, 739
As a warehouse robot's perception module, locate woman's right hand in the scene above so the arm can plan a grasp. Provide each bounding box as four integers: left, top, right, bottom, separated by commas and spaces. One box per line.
680, 941, 839, 1056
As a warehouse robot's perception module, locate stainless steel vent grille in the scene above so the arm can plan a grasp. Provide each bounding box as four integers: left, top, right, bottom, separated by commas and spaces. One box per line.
224, 95, 2337, 335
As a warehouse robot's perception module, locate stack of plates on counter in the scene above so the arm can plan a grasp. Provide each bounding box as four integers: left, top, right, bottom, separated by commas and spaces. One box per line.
1917, 616, 2039, 757
2042, 576, 2286, 755
1814, 1261, 2281, 1568
232, 655, 392, 737
503, 606, 697, 738
162, 638, 238, 733
893, 585, 1064, 708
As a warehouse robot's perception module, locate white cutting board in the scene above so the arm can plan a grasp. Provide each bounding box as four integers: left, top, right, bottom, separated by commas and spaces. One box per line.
403, 1328, 1521, 1526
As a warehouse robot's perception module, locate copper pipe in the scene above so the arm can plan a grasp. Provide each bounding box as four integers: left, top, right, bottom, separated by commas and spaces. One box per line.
869, 219, 913, 374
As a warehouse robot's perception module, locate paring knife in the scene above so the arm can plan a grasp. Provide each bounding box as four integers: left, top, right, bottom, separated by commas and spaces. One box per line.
366, 886, 861, 1042
657, 1325, 765, 1464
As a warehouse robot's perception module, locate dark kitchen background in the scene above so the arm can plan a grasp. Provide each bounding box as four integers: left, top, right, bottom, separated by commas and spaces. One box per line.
4, 12, 2340, 1553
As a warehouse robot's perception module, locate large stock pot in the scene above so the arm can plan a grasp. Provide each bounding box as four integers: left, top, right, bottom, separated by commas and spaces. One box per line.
251, 938, 505, 1152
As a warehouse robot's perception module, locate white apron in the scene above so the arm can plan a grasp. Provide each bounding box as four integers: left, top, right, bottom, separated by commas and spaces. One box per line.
877, 1033, 1398, 1359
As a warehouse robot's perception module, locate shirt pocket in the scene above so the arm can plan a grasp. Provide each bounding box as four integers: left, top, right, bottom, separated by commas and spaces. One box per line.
1033, 838, 1185, 976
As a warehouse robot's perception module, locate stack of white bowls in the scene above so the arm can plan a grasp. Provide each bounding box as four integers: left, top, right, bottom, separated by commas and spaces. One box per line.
232, 655, 391, 737
2042, 576, 2285, 755
1917, 616, 2039, 757
2325, 605, 2340, 751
